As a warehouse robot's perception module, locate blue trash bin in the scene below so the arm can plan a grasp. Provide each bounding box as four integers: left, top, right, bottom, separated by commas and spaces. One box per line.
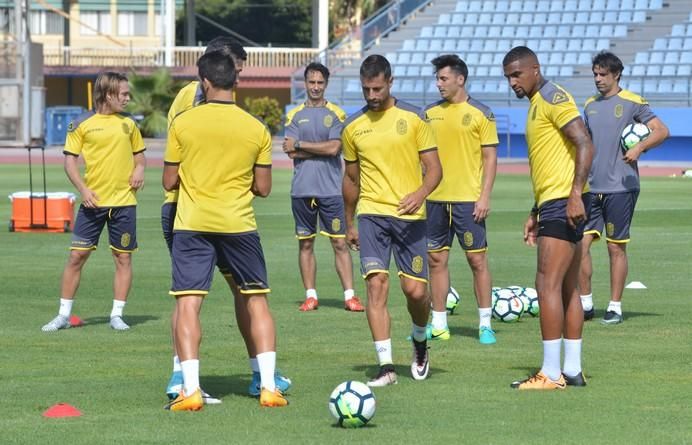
45, 106, 85, 146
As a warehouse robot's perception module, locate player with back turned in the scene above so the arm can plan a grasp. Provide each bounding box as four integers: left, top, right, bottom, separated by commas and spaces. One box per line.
579, 50, 669, 325
502, 46, 594, 390
342, 54, 442, 387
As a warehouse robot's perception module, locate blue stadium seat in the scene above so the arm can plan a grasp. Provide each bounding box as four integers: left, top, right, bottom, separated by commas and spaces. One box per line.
673, 80, 689, 93
564, 53, 577, 65
536, 0, 551, 11
433, 26, 447, 38
544, 26, 557, 37
538, 39, 552, 51
398, 53, 411, 64
597, 38, 610, 50
622, 66, 631, 76
548, 53, 562, 65
634, 0, 648, 9
429, 40, 442, 52
513, 38, 528, 47
643, 79, 657, 94
664, 51, 679, 64
614, 25, 627, 37
559, 66, 574, 77
554, 39, 568, 51
646, 65, 661, 76
606, 0, 618, 10
439, 14, 451, 25
394, 66, 407, 77
406, 66, 420, 77
621, 0, 635, 9
509, 0, 523, 12
497, 1, 510, 11
483, 40, 496, 51
506, 13, 519, 24
661, 65, 676, 76
411, 52, 424, 64
473, 26, 488, 38
548, 0, 562, 11
492, 53, 505, 64
545, 66, 559, 77
415, 39, 429, 51
649, 0, 662, 9
479, 13, 492, 24
476, 66, 489, 77
461, 26, 474, 37
577, 52, 591, 64
413, 80, 424, 93
578, 0, 591, 9
524, 0, 537, 11
482, 1, 496, 12
600, 25, 614, 37
490, 66, 503, 76
346, 79, 360, 92
590, 11, 604, 24
470, 40, 484, 51
582, 38, 597, 51
520, 12, 534, 24
585, 25, 599, 38
428, 81, 438, 93
618, 11, 632, 23
604, 12, 618, 23
497, 39, 511, 51
501, 25, 516, 37
385, 52, 396, 63
479, 53, 493, 65
466, 53, 480, 65
687, 25, 692, 36
446, 25, 460, 37
456, 0, 468, 11
564, 0, 577, 11
669, 38, 683, 50
463, 13, 478, 25
678, 64, 691, 76
400, 79, 415, 92
443, 39, 457, 51
575, 12, 589, 23
627, 80, 642, 93
631, 65, 645, 76
402, 40, 415, 51
469, 0, 482, 11
685, 39, 692, 50
488, 26, 502, 37
571, 25, 585, 38
634, 52, 648, 64
492, 13, 506, 25
650, 52, 664, 64
451, 13, 464, 25
548, 13, 561, 24
632, 10, 646, 23
592, 0, 606, 9
420, 27, 433, 38
529, 26, 543, 38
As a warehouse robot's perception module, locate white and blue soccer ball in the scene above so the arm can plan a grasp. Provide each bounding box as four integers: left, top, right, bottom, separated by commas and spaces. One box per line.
492, 288, 525, 322
328, 381, 376, 428
446, 286, 460, 314
620, 123, 650, 151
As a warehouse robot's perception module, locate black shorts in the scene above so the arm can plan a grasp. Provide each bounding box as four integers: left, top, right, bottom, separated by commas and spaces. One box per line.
71, 205, 137, 252
426, 201, 488, 252
583, 191, 639, 243
291, 196, 346, 239
537, 195, 591, 243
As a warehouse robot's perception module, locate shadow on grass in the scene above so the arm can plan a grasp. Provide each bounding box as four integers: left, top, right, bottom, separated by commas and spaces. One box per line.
81, 314, 158, 327
588, 309, 660, 321
201, 374, 253, 398
350, 363, 448, 380
449, 325, 484, 339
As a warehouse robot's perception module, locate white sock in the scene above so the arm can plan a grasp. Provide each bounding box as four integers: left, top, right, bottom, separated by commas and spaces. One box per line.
173, 356, 181, 373
256, 351, 277, 392
478, 307, 492, 329
249, 357, 260, 373
431, 310, 447, 330
374, 339, 393, 366
607, 300, 622, 315
344, 289, 355, 301
180, 359, 200, 395
110, 300, 126, 318
563, 338, 583, 377
306, 289, 317, 300
580, 294, 593, 311
58, 298, 73, 318
411, 323, 427, 342
540, 338, 563, 381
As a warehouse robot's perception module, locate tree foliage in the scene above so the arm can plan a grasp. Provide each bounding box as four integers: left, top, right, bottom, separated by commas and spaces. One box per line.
243, 96, 283, 135
126, 69, 182, 137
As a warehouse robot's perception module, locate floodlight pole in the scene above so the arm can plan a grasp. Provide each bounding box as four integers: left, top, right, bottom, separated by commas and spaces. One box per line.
20, 0, 31, 146
164, 0, 175, 67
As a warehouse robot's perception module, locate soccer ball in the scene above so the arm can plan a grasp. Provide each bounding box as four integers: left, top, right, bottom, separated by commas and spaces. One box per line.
492, 288, 525, 322
446, 286, 460, 314
522, 287, 539, 317
508, 285, 530, 311
620, 123, 650, 151
328, 381, 376, 428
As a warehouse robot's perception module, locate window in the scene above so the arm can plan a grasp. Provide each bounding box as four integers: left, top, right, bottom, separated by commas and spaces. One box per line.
117, 11, 147, 36
80, 11, 111, 36
30, 10, 64, 35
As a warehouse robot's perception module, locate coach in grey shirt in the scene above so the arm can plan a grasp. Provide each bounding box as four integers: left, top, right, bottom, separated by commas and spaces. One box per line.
578, 51, 669, 325
282, 62, 364, 313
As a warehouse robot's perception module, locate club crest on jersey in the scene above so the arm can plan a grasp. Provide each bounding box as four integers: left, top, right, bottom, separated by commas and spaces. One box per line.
121, 122, 130, 135
331, 218, 341, 232
121, 233, 131, 247
606, 222, 615, 237
396, 119, 407, 135
614, 104, 623, 118
462, 113, 472, 126
487, 111, 496, 122
67, 121, 74, 132
411, 255, 423, 274
323, 114, 334, 128
463, 231, 474, 247
552, 91, 568, 104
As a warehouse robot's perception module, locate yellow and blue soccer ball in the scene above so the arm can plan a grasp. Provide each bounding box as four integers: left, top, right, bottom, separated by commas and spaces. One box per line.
328, 381, 376, 428
620, 123, 650, 151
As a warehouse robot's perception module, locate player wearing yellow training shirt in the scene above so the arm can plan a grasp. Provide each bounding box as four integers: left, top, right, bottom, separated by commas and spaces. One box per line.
161, 37, 290, 404
342, 55, 442, 387
503, 47, 594, 391
424, 54, 499, 345
42, 72, 146, 333
163, 52, 287, 411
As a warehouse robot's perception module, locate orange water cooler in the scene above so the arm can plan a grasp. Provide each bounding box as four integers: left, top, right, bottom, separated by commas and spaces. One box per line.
9, 192, 76, 232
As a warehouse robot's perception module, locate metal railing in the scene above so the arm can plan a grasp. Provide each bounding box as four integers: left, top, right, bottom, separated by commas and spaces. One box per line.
42, 46, 321, 68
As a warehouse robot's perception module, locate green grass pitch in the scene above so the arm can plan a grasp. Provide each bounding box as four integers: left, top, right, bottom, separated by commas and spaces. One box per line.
1, 164, 691, 444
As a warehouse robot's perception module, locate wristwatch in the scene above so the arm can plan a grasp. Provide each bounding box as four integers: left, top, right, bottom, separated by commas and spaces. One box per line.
294, 140, 301, 150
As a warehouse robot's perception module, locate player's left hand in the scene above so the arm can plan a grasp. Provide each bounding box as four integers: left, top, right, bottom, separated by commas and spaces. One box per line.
346, 226, 360, 251
622, 144, 643, 164
398, 190, 425, 215
283, 137, 296, 153
566, 194, 586, 229
473, 196, 490, 222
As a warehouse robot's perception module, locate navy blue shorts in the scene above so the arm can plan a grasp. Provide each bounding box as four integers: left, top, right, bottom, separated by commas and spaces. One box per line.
161, 202, 232, 274
358, 215, 428, 282
584, 191, 639, 243
71, 205, 137, 252
170, 231, 270, 296
426, 201, 488, 252
537, 195, 591, 244
291, 196, 346, 239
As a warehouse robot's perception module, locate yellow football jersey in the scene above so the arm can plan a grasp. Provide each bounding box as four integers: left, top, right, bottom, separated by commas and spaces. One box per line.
342, 100, 437, 220
165, 101, 272, 233
526, 81, 588, 207
285, 101, 347, 126
164, 81, 205, 203
64, 112, 145, 207
425, 98, 498, 202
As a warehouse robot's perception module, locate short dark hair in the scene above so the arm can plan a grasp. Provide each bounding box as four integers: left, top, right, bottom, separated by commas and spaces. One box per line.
360, 54, 391, 80
431, 54, 468, 80
592, 50, 624, 78
304, 62, 330, 81
205, 36, 247, 61
502, 46, 538, 66
197, 51, 237, 90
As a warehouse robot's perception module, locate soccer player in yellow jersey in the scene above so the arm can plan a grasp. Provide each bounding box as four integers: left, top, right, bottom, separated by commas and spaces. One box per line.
342, 55, 442, 387
42, 72, 145, 333
502, 47, 594, 390
163, 52, 287, 410
283, 62, 364, 313
162, 37, 290, 402
424, 54, 499, 345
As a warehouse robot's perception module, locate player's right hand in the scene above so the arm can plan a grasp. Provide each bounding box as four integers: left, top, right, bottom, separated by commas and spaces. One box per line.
81, 188, 99, 208
523, 214, 538, 247
346, 226, 360, 251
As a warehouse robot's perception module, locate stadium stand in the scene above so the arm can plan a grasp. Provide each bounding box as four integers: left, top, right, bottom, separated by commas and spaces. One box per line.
324, 0, 692, 108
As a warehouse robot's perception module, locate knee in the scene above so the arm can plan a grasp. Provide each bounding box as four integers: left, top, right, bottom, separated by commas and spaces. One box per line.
428, 253, 446, 270
402, 280, 427, 302
330, 238, 349, 254
607, 242, 627, 258
466, 253, 487, 272
299, 239, 314, 253
366, 274, 389, 303
112, 252, 132, 267
67, 251, 90, 268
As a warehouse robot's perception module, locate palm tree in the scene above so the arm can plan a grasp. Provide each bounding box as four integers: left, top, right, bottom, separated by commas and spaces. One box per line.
126, 69, 181, 137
